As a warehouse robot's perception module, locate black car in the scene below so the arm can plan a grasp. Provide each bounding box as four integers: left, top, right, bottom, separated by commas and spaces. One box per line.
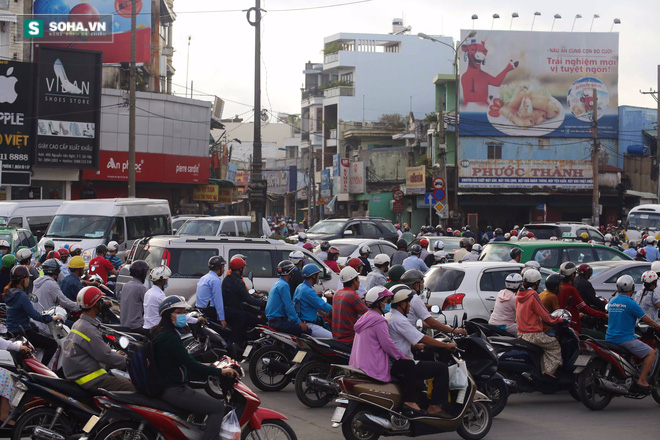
299, 217, 399, 244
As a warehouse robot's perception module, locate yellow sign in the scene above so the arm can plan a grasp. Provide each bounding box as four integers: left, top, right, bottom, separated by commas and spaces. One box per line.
218, 189, 234, 204
193, 185, 219, 202
434, 201, 445, 214
318, 197, 325, 206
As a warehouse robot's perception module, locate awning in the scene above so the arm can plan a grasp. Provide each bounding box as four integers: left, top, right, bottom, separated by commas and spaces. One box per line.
0, 10, 17, 23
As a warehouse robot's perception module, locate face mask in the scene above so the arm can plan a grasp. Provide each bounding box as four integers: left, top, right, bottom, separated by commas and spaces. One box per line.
383, 303, 392, 314
174, 314, 187, 328
163, 283, 169, 290
0, 250, 6, 256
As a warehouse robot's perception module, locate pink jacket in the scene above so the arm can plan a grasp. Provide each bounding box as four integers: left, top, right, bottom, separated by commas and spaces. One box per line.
349, 309, 407, 382
516, 288, 561, 333
489, 289, 517, 326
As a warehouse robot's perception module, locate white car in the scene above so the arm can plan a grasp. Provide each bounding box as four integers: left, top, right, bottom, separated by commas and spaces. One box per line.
420, 262, 554, 326
328, 238, 398, 267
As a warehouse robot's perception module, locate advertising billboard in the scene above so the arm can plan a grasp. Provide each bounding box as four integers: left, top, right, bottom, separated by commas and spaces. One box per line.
405, 165, 426, 195
34, 46, 102, 169
349, 161, 365, 194
458, 159, 593, 189
459, 30, 618, 139
320, 169, 332, 199
264, 170, 289, 194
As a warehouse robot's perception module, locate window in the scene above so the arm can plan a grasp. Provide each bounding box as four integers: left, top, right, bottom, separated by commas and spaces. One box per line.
425, 267, 466, 292
345, 223, 360, 236
219, 221, 237, 236
17, 231, 31, 249
361, 223, 380, 237
538, 139, 550, 150
487, 144, 502, 159
236, 221, 252, 236
595, 247, 626, 262
315, 108, 323, 132
605, 266, 648, 284
377, 243, 396, 258
531, 248, 561, 268
111, 218, 125, 244
169, 248, 219, 278
228, 249, 273, 277
26, 216, 53, 240
563, 247, 595, 264
47, 215, 112, 239
8, 217, 22, 228
147, 215, 170, 236
480, 270, 520, 292
178, 220, 220, 236
126, 217, 147, 240
340, 72, 353, 84
588, 229, 604, 241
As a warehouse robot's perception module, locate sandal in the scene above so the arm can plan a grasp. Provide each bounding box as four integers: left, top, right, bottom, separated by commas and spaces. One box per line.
401, 404, 425, 416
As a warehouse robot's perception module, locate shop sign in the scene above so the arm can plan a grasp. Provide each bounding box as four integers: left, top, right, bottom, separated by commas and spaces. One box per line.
349, 161, 365, 194
340, 159, 350, 193
193, 185, 219, 202
264, 170, 288, 194
218, 189, 233, 204
320, 169, 332, 198
405, 165, 426, 195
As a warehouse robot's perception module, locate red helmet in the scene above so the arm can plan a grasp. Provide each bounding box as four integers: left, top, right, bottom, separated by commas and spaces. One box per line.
229, 257, 246, 270
639, 248, 647, 256
77, 286, 104, 309
446, 228, 453, 233
577, 263, 593, 277
419, 238, 429, 247
47, 251, 61, 260
328, 246, 340, 255
57, 248, 69, 257
453, 230, 461, 236
347, 258, 363, 269
526, 232, 534, 238
511, 230, 518, 236
303, 242, 314, 251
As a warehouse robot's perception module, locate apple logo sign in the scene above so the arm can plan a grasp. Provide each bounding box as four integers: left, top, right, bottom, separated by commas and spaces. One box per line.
0, 67, 18, 104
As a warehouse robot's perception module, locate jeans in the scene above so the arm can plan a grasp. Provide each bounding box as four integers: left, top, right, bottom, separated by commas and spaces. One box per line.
268, 319, 310, 337
391, 359, 449, 405
161, 385, 225, 440
306, 322, 331, 338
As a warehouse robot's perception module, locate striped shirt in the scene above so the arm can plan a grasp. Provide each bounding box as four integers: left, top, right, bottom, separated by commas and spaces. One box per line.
331, 288, 368, 343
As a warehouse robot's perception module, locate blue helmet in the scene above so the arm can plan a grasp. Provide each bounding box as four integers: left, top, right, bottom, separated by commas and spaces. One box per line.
301, 264, 321, 278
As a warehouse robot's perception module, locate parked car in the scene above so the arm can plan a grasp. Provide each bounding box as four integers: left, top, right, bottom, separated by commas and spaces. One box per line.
420, 262, 554, 325
293, 217, 398, 244
176, 215, 272, 238
479, 240, 631, 271
117, 236, 339, 300
172, 215, 208, 233
409, 236, 464, 262
328, 238, 397, 266
587, 260, 652, 299
519, 222, 604, 242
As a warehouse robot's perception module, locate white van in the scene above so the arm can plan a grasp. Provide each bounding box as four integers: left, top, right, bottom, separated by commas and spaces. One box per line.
176, 215, 272, 237
0, 200, 64, 240
625, 204, 660, 242
39, 198, 172, 263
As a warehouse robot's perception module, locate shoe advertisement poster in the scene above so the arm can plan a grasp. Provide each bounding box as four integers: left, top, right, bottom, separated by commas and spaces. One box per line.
458, 30, 618, 139
0, 61, 35, 185
33, 46, 102, 168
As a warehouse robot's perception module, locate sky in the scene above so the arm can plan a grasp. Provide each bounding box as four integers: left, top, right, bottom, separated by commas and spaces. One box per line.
170, 0, 660, 125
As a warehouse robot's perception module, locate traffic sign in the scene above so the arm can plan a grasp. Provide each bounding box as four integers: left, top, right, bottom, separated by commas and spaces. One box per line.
393, 190, 404, 201
393, 201, 404, 213
432, 189, 445, 202
432, 177, 445, 190
317, 197, 325, 206
435, 201, 448, 218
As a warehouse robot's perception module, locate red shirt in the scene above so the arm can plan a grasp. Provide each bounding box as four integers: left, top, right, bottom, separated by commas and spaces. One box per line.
325, 260, 341, 274
558, 282, 607, 334
89, 256, 115, 284
331, 288, 368, 343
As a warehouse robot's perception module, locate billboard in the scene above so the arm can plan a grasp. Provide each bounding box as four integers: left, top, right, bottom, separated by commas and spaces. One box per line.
30, 0, 152, 63
349, 161, 365, 194
264, 170, 288, 194
320, 169, 332, 199
405, 165, 426, 195
339, 159, 350, 194
34, 47, 102, 169
459, 30, 618, 139
458, 159, 593, 189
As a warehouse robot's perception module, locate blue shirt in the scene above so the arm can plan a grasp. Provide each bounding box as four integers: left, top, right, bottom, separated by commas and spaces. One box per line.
265, 277, 300, 324
294, 280, 331, 322
606, 294, 646, 344
644, 245, 660, 262
196, 271, 225, 321
402, 255, 429, 273
106, 254, 123, 271
623, 248, 637, 258
60, 273, 83, 302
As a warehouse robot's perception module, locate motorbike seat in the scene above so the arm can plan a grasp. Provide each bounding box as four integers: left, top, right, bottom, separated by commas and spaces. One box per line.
100, 390, 185, 415
27, 373, 94, 401
490, 336, 545, 356
315, 338, 351, 353
592, 339, 633, 356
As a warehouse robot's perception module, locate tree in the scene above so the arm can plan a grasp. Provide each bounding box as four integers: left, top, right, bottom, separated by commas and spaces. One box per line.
378, 113, 405, 126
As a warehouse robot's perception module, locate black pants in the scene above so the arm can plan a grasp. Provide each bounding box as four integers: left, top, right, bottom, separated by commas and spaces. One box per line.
225, 307, 262, 344
391, 359, 449, 406
25, 328, 58, 367
161, 385, 225, 440
268, 319, 311, 337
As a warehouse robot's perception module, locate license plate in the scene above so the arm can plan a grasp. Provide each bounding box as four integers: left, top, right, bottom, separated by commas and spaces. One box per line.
10, 389, 24, 408
242, 345, 253, 358
574, 355, 591, 367
331, 406, 346, 423
82, 415, 100, 433
292, 351, 306, 363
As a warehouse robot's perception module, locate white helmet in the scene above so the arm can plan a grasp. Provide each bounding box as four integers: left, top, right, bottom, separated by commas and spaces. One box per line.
504, 233, 511, 240
16, 248, 33, 260
107, 241, 119, 252
652, 261, 660, 273
523, 269, 542, 284
524, 260, 540, 270
616, 274, 635, 293
433, 240, 445, 250
647, 236, 657, 244
509, 235, 518, 242
339, 266, 359, 283
288, 250, 305, 264
641, 270, 659, 285
434, 251, 448, 261
373, 254, 390, 267
505, 273, 523, 290
364, 286, 393, 308
472, 244, 483, 253
150, 265, 172, 282
519, 237, 529, 242
604, 233, 612, 242
0, 240, 9, 248
359, 245, 371, 255
298, 232, 307, 241
69, 243, 82, 253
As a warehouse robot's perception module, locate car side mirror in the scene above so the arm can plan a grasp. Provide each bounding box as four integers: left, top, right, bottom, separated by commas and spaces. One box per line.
430, 305, 440, 314
343, 230, 353, 236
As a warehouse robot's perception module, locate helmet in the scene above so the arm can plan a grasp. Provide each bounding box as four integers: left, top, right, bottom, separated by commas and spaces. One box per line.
303, 243, 314, 251
526, 232, 535, 238
44, 240, 55, 248
638, 248, 647, 256
434, 240, 445, 250
549, 236, 558, 241
641, 270, 659, 285
472, 244, 483, 253
77, 286, 104, 309
545, 274, 562, 292
68, 256, 86, 270
419, 238, 429, 248
339, 266, 359, 283
400, 269, 424, 286
577, 263, 593, 277
277, 260, 296, 276
374, 254, 390, 267
359, 245, 371, 255
298, 232, 307, 241
409, 244, 422, 255
301, 264, 320, 278
524, 260, 540, 269
396, 239, 408, 250
16, 248, 33, 262
459, 238, 469, 248
10, 265, 30, 281
453, 230, 461, 236
364, 286, 393, 308
434, 251, 448, 261
158, 295, 189, 316
107, 241, 119, 252
42, 259, 60, 275
69, 243, 82, 254
628, 240, 637, 248
388, 265, 406, 283
390, 284, 414, 304
467, 237, 475, 246
648, 236, 657, 244
128, 260, 149, 279
328, 246, 340, 256
208, 256, 226, 271
233, 254, 247, 262
320, 241, 331, 251
495, 228, 503, 236
446, 228, 453, 233
505, 273, 523, 290
559, 261, 577, 277
504, 233, 511, 240
509, 248, 522, 259
57, 248, 69, 257
523, 269, 542, 284
288, 251, 305, 264
229, 257, 246, 270
150, 265, 172, 282
347, 258, 363, 270
604, 233, 612, 242
96, 244, 108, 255
652, 261, 660, 273
47, 251, 61, 260
1, 254, 15, 268
580, 232, 589, 240
616, 274, 635, 293
509, 235, 519, 242
511, 230, 518, 236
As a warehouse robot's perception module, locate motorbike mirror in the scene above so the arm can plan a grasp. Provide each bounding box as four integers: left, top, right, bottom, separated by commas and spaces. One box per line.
118, 336, 129, 350
415, 319, 423, 331
452, 315, 458, 329
430, 305, 440, 314
205, 300, 211, 309
462, 312, 467, 323
248, 271, 254, 282
605, 303, 609, 312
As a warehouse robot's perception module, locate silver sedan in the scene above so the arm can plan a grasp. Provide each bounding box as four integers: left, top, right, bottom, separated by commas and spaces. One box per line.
587, 260, 652, 299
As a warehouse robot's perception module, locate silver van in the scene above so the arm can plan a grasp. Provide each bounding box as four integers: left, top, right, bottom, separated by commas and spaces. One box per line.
0, 200, 63, 240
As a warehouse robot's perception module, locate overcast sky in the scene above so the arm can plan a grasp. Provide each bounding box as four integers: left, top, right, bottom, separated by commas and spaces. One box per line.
171, 0, 659, 126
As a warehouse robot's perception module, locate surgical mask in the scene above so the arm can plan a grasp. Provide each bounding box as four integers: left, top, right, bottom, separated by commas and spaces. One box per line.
0, 250, 6, 256
174, 314, 187, 328
163, 283, 169, 290
383, 303, 392, 314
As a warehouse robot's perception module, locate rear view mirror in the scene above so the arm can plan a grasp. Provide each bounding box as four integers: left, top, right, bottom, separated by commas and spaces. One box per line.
415, 319, 423, 331
343, 230, 353, 236
248, 271, 254, 282
430, 305, 440, 314
118, 336, 129, 350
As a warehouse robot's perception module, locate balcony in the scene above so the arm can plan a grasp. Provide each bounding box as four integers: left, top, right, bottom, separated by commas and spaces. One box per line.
324, 53, 339, 64
324, 86, 355, 98
301, 87, 324, 100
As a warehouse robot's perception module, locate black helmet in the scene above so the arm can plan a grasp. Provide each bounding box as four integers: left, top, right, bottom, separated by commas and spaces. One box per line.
277, 260, 295, 276
10, 265, 30, 281
320, 241, 331, 251
509, 248, 522, 259
396, 239, 408, 250
42, 259, 60, 276
96, 244, 108, 255
409, 244, 422, 255
400, 269, 424, 286
545, 274, 562, 292
129, 260, 150, 282
495, 228, 503, 236
388, 265, 406, 283
208, 256, 226, 271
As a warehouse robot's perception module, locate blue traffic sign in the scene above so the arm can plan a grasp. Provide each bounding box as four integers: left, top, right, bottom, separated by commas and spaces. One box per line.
433, 189, 445, 201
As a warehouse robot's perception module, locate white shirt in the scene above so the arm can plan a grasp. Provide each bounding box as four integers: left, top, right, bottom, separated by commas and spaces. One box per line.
406, 294, 431, 327
142, 285, 197, 329
386, 309, 424, 360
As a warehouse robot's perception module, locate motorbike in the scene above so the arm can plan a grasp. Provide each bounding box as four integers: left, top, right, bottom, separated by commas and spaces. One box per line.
84, 356, 298, 440
243, 325, 300, 392
575, 323, 660, 410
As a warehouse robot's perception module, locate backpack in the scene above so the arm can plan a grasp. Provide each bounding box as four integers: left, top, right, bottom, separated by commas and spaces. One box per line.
127, 340, 165, 397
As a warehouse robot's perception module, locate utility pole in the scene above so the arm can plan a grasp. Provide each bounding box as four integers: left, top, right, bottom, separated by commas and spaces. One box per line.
438, 93, 447, 228
657, 66, 660, 199
592, 89, 599, 227
247, 1, 266, 235
185, 36, 191, 98
128, 0, 136, 198
452, 44, 461, 225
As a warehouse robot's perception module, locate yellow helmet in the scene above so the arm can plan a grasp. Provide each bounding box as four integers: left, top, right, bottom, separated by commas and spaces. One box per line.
68, 256, 86, 269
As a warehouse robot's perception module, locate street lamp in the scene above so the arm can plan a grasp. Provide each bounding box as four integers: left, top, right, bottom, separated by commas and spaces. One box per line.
590, 14, 600, 32
551, 14, 561, 31
571, 14, 582, 32
610, 18, 621, 32
531, 12, 541, 30
491, 13, 499, 30
510, 12, 519, 30
471, 14, 478, 28
418, 30, 477, 222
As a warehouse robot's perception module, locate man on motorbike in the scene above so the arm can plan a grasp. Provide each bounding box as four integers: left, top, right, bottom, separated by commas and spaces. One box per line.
196, 256, 227, 328
365, 254, 390, 291
62, 286, 135, 391
386, 285, 455, 417
557, 262, 607, 335
634, 270, 660, 325
357, 245, 373, 276
391, 239, 409, 266
60, 256, 86, 302
293, 264, 332, 338
16, 248, 39, 295
509, 248, 523, 263
489, 273, 523, 335
574, 263, 607, 313
607, 275, 660, 390
403, 245, 430, 272
89, 244, 118, 284
317, 241, 330, 262
105, 241, 123, 271
288, 251, 305, 298
119, 260, 150, 333
384, 264, 406, 289
324, 246, 342, 274
539, 274, 563, 333
265, 260, 310, 336
222, 257, 265, 343
332, 267, 368, 344
34, 259, 80, 314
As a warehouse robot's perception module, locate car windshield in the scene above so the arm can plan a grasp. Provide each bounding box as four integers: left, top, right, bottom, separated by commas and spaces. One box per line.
331, 243, 358, 256
46, 215, 112, 239
0, 234, 11, 245
177, 220, 220, 236
307, 220, 346, 234
627, 212, 660, 231
431, 237, 463, 251
520, 225, 571, 239
590, 265, 613, 278
479, 244, 514, 262
425, 267, 466, 292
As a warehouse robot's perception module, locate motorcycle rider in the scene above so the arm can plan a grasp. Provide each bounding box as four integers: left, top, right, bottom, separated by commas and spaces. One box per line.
16, 248, 39, 295
144, 266, 202, 330
324, 246, 342, 274
384, 264, 406, 289
403, 244, 429, 272
515, 269, 565, 378
491, 228, 505, 242
574, 264, 607, 313
36, 240, 55, 268
222, 257, 264, 343
557, 262, 607, 335
453, 238, 470, 261
105, 241, 123, 271
607, 275, 660, 391
489, 273, 523, 335
196, 256, 227, 328
296, 232, 308, 247
62, 286, 135, 391
153, 296, 238, 440
423, 240, 438, 267
510, 248, 523, 263
119, 260, 150, 334
293, 264, 332, 338
57, 248, 70, 278
462, 243, 482, 262
34, 259, 80, 314
365, 254, 390, 290
644, 236, 660, 261
390, 239, 409, 266
418, 238, 431, 264
539, 274, 563, 333
357, 245, 373, 276
386, 285, 455, 417
634, 271, 660, 324
0, 254, 15, 292
265, 260, 310, 336
89, 244, 118, 284
317, 241, 331, 261
623, 240, 637, 258
60, 255, 86, 302
288, 250, 305, 297
332, 267, 368, 344
433, 251, 448, 265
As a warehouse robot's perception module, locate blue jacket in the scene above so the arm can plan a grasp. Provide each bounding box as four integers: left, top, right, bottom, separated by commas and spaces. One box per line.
265, 277, 300, 324
5, 287, 53, 333
60, 273, 83, 302
196, 271, 225, 321
644, 245, 660, 262
294, 280, 331, 323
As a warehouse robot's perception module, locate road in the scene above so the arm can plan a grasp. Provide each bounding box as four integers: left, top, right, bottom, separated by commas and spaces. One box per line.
245, 377, 660, 440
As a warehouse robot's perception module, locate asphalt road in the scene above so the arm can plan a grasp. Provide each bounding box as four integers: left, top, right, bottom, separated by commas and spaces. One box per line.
244, 377, 660, 440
